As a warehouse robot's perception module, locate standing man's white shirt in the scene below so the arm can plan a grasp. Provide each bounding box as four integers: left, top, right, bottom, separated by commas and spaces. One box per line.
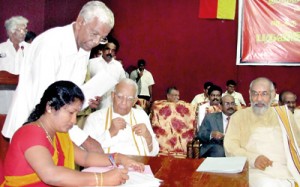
191, 93, 209, 105
84, 107, 159, 156
2, 24, 90, 145
197, 102, 210, 128
222, 91, 246, 106
0, 40, 29, 114
89, 56, 126, 109
130, 69, 154, 97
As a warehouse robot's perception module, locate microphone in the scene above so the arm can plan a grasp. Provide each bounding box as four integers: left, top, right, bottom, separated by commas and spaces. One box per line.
21, 46, 24, 56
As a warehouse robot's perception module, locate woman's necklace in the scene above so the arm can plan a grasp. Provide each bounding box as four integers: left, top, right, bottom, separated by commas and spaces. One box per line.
38, 120, 53, 145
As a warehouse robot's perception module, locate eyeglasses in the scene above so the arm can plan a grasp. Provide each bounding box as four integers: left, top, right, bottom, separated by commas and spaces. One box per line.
114, 92, 136, 103
251, 90, 270, 98
223, 102, 236, 107
85, 21, 108, 45
88, 31, 108, 44
15, 27, 28, 34
283, 101, 296, 105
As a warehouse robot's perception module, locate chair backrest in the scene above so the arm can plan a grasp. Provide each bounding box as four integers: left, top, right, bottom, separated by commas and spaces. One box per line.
0, 115, 9, 161
0, 157, 4, 183
150, 100, 196, 158
0, 114, 8, 183
294, 107, 300, 127
135, 98, 149, 114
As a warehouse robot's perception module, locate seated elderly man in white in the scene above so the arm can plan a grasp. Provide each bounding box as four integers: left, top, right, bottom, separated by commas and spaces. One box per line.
84, 78, 159, 156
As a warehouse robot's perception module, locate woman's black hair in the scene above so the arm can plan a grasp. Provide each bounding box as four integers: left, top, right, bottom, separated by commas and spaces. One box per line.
25, 80, 84, 124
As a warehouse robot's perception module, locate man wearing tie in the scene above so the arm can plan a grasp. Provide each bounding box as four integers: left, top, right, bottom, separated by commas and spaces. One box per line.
197, 95, 236, 157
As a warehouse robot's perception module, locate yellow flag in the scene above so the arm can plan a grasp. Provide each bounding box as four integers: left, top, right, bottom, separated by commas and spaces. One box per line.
217, 0, 236, 20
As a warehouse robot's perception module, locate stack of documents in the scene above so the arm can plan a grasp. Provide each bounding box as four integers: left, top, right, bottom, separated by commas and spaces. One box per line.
196, 157, 247, 173
83, 165, 162, 187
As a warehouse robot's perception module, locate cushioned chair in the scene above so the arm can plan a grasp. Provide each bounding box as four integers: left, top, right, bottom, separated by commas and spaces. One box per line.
0, 115, 9, 162
294, 107, 300, 127
150, 100, 196, 158
0, 114, 8, 183
135, 98, 149, 114
0, 158, 4, 183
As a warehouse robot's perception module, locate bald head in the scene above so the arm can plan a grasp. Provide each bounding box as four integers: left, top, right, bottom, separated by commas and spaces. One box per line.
221, 95, 236, 116
112, 78, 138, 115
279, 91, 297, 113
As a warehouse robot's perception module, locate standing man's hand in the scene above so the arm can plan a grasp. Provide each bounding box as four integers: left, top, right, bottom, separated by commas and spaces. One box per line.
88, 96, 102, 109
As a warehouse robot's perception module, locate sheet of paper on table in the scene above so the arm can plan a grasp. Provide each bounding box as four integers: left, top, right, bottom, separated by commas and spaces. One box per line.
196, 157, 247, 174
82, 165, 162, 187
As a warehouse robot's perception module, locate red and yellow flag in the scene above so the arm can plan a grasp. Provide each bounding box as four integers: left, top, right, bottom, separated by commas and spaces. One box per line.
199, 0, 236, 20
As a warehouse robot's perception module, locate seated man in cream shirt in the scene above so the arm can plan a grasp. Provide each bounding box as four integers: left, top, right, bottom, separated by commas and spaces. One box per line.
224, 77, 300, 187
84, 78, 159, 156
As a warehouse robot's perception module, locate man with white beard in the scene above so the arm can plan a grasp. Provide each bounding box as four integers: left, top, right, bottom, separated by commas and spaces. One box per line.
224, 77, 300, 187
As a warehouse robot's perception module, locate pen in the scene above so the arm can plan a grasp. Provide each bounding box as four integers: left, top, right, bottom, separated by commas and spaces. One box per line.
108, 154, 118, 168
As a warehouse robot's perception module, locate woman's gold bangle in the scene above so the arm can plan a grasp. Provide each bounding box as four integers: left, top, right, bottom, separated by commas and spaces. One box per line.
100, 172, 103, 186
94, 172, 99, 186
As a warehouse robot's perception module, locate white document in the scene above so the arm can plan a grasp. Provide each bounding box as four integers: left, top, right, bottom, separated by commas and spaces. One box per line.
196, 157, 247, 173
80, 70, 118, 109
82, 165, 162, 187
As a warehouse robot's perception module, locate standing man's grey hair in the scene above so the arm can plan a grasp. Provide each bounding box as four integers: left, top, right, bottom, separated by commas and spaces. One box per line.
115, 78, 139, 97
5, 16, 28, 35
79, 1, 114, 28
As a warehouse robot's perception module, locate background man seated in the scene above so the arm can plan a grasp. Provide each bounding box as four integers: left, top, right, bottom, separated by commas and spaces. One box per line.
166, 86, 180, 103
191, 81, 214, 105
197, 84, 223, 129
222, 79, 246, 106
197, 95, 236, 157
83, 78, 159, 156
279, 90, 300, 128
224, 77, 300, 186
279, 90, 297, 114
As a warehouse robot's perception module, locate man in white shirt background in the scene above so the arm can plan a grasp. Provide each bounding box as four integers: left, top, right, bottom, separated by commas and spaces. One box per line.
222, 79, 246, 107
191, 81, 214, 106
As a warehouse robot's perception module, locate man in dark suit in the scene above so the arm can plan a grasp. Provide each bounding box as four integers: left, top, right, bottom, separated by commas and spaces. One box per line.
197, 94, 236, 157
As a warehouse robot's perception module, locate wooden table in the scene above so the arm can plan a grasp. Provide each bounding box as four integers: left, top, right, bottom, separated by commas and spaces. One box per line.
130, 155, 249, 187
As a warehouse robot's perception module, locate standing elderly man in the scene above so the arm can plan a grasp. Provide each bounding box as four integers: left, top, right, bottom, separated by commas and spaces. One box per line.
224, 77, 300, 186
0, 16, 29, 114
83, 78, 159, 156
198, 95, 236, 157
2, 1, 114, 152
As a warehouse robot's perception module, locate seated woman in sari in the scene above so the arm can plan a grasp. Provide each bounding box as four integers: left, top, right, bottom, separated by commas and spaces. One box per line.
2, 80, 144, 187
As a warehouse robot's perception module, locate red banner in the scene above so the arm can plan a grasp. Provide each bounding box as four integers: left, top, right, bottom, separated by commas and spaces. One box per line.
238, 0, 300, 65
